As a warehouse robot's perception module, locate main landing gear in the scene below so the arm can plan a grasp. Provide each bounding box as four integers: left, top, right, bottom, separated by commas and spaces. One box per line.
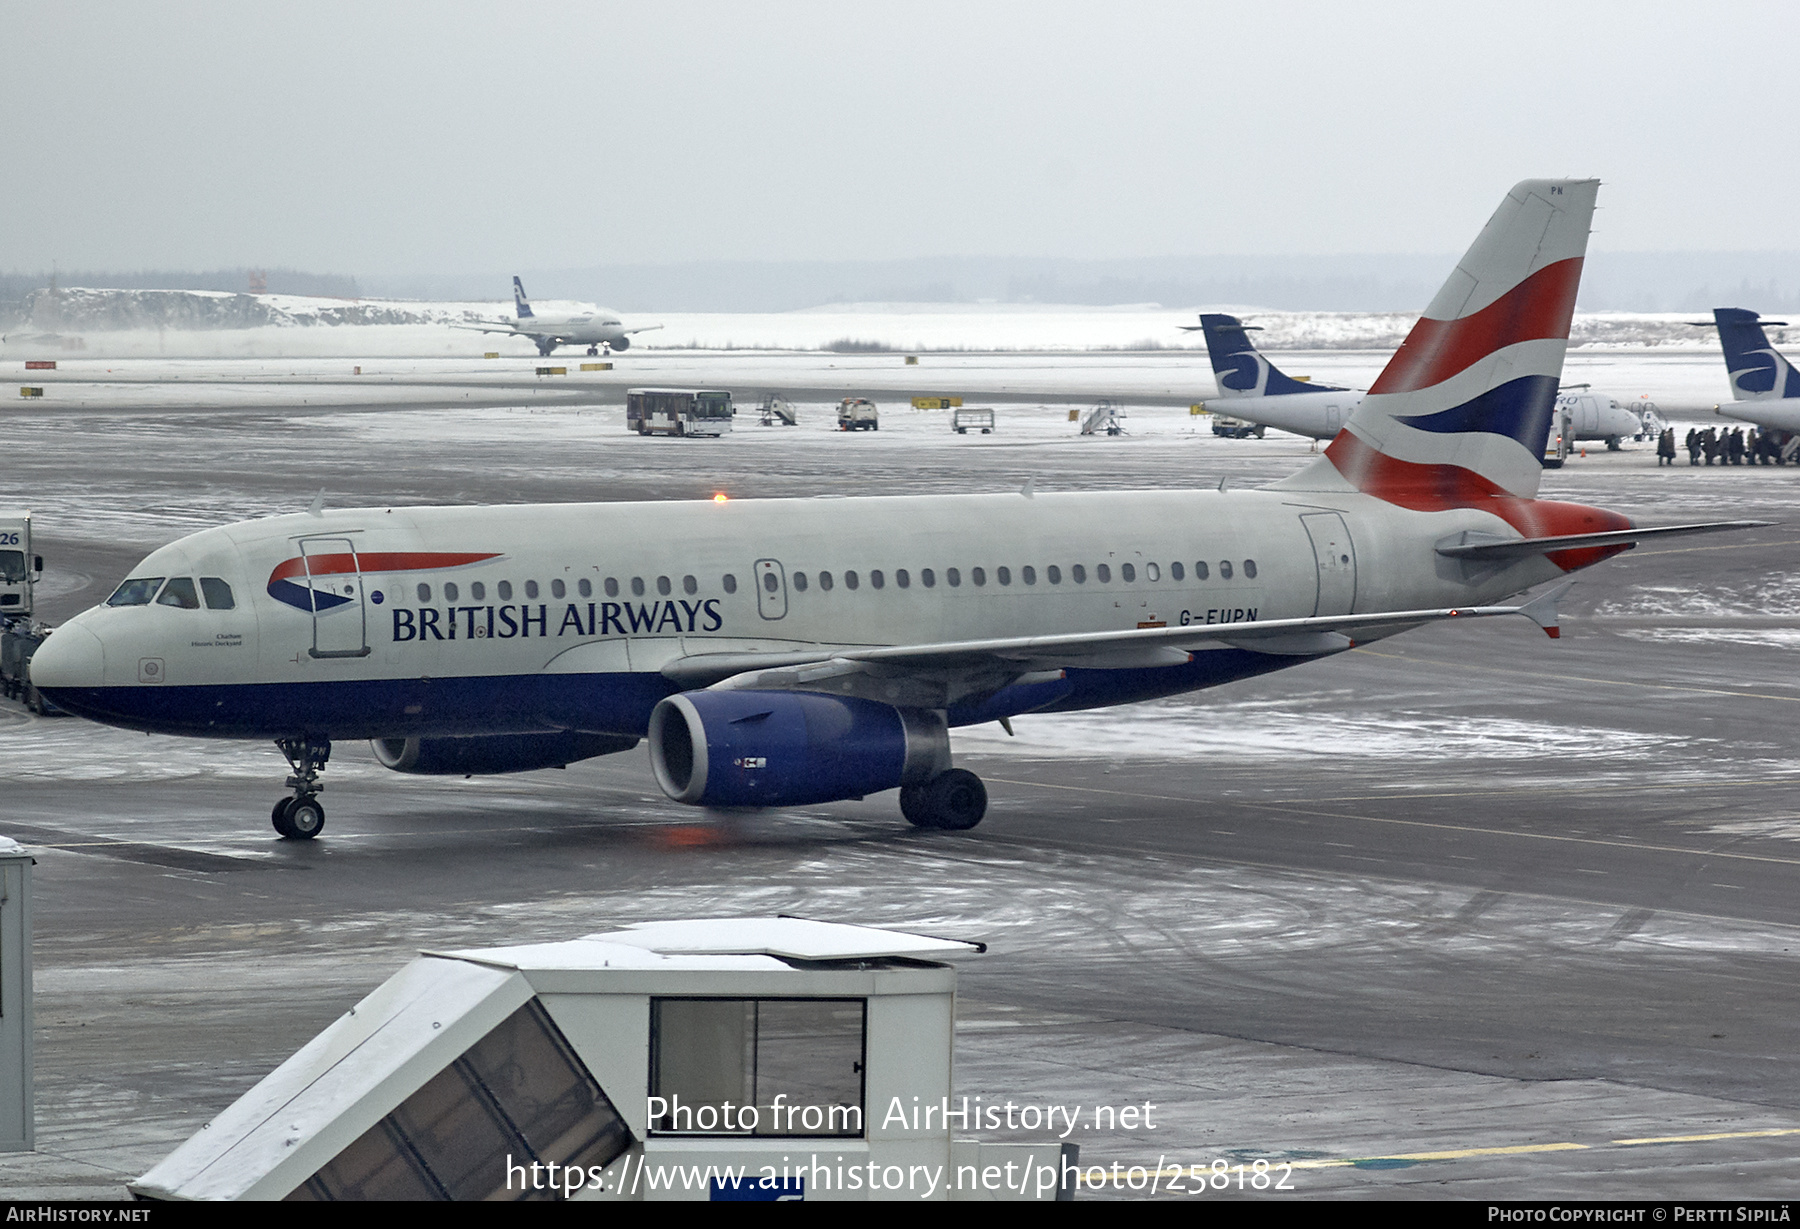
587, 345, 600, 356
273, 736, 330, 840
900, 768, 988, 831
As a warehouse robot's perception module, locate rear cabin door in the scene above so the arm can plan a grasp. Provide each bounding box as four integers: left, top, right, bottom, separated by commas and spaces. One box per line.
298, 536, 370, 658
754, 558, 788, 620
1300, 513, 1357, 617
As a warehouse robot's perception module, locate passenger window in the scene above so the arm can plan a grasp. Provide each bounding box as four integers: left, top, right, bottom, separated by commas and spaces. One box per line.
416, 583, 432, 603
471, 582, 486, 601
794, 572, 809, 591
1219, 561, 1233, 580
683, 575, 697, 595
1145, 563, 1158, 582
552, 579, 566, 599
921, 568, 936, 588
631, 578, 645, 597
1072, 565, 1087, 584
604, 578, 618, 597
1023, 566, 1037, 585
1046, 566, 1060, 584
526, 580, 540, 599
657, 576, 671, 596
579, 578, 592, 598
1122, 563, 1136, 582
156, 577, 201, 609
997, 566, 1011, 586
946, 568, 960, 587
1095, 564, 1110, 583
445, 582, 460, 602
1244, 560, 1257, 579
108, 577, 165, 607
844, 570, 859, 590
870, 570, 885, 590
499, 580, 514, 600
200, 577, 235, 610
819, 571, 834, 591
896, 569, 910, 589
723, 574, 737, 594
1169, 562, 1183, 581
972, 567, 986, 586
1194, 562, 1209, 580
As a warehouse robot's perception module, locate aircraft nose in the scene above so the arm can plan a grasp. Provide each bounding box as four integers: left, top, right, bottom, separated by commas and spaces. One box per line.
28, 621, 106, 690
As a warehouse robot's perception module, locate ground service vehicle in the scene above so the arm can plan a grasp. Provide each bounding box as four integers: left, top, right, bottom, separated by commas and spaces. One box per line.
952, 409, 995, 434
626, 388, 734, 437
837, 399, 879, 431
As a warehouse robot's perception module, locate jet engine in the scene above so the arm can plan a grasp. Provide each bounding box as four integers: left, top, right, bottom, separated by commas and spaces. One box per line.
611, 336, 630, 351
647, 690, 949, 808
372, 731, 639, 775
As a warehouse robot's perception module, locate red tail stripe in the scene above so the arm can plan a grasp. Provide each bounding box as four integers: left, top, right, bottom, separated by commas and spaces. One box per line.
1323, 433, 1632, 571
268, 551, 500, 583
1367, 259, 1584, 396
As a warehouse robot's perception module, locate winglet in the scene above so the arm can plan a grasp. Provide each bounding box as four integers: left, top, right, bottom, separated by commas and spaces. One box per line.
1516, 580, 1574, 639
306, 489, 326, 517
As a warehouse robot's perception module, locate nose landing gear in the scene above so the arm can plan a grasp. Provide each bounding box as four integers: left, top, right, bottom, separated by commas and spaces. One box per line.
273, 736, 330, 839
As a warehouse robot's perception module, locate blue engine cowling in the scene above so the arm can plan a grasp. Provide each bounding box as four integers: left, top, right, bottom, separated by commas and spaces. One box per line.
647, 690, 950, 808
372, 731, 639, 775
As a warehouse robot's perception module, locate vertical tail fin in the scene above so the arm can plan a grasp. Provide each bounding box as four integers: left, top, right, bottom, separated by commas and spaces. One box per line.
1712, 307, 1799, 400
1276, 179, 1598, 505
1194, 313, 1347, 396
513, 276, 535, 319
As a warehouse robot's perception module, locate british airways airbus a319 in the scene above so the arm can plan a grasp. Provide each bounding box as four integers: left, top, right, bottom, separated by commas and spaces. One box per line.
30, 181, 1759, 839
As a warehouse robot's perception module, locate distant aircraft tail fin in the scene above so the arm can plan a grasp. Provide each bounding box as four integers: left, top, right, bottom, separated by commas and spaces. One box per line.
1711, 307, 1799, 400
1275, 179, 1598, 505
513, 276, 535, 319
1194, 314, 1347, 397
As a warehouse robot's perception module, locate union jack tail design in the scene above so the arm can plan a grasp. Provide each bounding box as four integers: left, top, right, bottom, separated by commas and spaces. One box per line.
1712, 307, 1800, 400
1277, 179, 1599, 507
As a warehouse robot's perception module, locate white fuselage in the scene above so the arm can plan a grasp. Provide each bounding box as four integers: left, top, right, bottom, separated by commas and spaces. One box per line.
32, 489, 1566, 743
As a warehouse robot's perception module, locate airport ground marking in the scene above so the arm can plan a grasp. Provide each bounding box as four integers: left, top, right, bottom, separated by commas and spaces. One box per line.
1611, 1128, 1800, 1145
1352, 646, 1800, 705
982, 776, 1800, 869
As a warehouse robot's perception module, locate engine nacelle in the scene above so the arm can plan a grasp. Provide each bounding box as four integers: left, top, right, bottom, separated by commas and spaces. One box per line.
611, 335, 630, 351
647, 690, 949, 808
372, 731, 638, 775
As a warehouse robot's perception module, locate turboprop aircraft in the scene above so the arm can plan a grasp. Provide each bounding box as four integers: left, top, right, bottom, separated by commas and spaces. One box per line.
458, 276, 662, 357
30, 180, 1762, 840
1693, 307, 1800, 433
1191, 313, 1650, 447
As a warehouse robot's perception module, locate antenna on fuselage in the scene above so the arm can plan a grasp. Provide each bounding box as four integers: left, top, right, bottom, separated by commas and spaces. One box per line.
306, 489, 326, 517
1019, 477, 1035, 499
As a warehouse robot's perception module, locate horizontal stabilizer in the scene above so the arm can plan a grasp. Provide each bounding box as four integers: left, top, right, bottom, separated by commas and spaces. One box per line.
1435, 520, 1771, 562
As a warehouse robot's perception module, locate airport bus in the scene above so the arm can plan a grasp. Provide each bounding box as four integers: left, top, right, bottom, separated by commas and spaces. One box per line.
626, 388, 734, 437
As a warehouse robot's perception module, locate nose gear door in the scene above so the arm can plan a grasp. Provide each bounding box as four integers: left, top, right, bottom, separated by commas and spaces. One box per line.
298, 536, 370, 658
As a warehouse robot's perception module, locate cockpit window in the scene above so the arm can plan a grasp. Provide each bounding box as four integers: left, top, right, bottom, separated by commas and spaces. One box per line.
107, 577, 165, 606
156, 577, 201, 609
0, 551, 25, 582
200, 577, 236, 610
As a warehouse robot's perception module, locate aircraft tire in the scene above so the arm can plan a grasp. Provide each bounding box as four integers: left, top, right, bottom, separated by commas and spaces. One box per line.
272, 797, 296, 837
283, 797, 326, 840
901, 769, 987, 830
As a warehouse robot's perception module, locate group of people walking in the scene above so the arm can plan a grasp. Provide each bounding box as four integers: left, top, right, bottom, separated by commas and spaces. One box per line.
1658, 426, 1796, 466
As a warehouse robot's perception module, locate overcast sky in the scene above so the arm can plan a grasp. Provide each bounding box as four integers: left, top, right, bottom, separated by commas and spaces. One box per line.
6, 1, 1799, 275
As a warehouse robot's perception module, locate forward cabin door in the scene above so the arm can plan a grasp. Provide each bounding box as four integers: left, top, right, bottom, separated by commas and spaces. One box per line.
298, 536, 370, 658
1300, 513, 1357, 617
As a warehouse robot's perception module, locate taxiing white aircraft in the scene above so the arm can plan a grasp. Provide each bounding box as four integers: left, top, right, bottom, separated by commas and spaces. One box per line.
31, 181, 1760, 840
1697, 307, 1800, 433
1190, 313, 1649, 447
459, 276, 661, 357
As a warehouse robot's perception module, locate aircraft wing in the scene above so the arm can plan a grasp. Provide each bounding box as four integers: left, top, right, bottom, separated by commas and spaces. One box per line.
660, 586, 1574, 705
623, 324, 664, 336
449, 320, 528, 335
